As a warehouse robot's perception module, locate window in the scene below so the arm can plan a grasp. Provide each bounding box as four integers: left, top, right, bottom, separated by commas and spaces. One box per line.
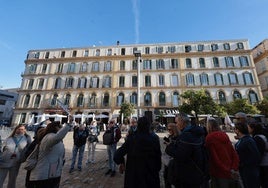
90, 77, 99, 88
144, 92, 152, 106
67, 63, 76, 73
159, 75, 165, 86
145, 75, 151, 87
214, 73, 224, 85
89, 93, 97, 107
119, 76, 125, 87
156, 59, 165, 69
104, 61, 112, 71
92, 62, 99, 72
65, 77, 74, 88
211, 44, 218, 51
102, 93, 110, 107
77, 93, 84, 107
84, 50, 89, 57
185, 45, 191, 52
186, 73, 195, 86
117, 93, 124, 106
95, 49, 100, 56
132, 60, 137, 70
156, 46, 163, 54
132, 76, 137, 87
171, 75, 179, 86
102, 76, 111, 88
54, 77, 61, 89
197, 44, 204, 51
20, 113, 26, 124
200, 73, 209, 85
243, 72, 253, 85
41, 64, 47, 73
29, 64, 37, 73
168, 46, 176, 53
225, 57, 234, 67
130, 92, 137, 105
64, 94, 71, 106
239, 56, 249, 67
159, 92, 166, 106
35, 52, 40, 59
23, 94, 30, 107
34, 94, 41, 108
45, 52, 50, 59
237, 42, 244, 49
38, 78, 44, 89
223, 43, 230, 50
172, 91, 180, 107
213, 57, 219, 67
107, 49, 112, 56
28, 79, 34, 89
51, 94, 58, 106
57, 63, 63, 73
61, 51, 65, 58
233, 91, 242, 100
121, 48, 125, 55
228, 73, 238, 85
133, 47, 138, 54
171, 59, 178, 69
218, 91, 226, 104
249, 90, 258, 104
142, 59, 151, 70
119, 61, 125, 70
72, 50, 77, 57
80, 62, 88, 72
77, 77, 87, 88
199, 58, 205, 68
186, 58, 192, 68
145, 47, 150, 54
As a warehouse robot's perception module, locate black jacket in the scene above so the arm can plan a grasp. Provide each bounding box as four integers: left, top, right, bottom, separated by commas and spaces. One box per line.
73, 127, 89, 147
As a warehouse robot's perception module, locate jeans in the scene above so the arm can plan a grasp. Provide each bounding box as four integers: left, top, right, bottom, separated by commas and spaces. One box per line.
107, 143, 117, 171
0, 164, 20, 188
87, 141, 97, 162
70, 144, 85, 169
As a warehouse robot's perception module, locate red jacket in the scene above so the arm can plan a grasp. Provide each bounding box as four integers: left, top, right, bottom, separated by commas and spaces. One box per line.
205, 131, 239, 178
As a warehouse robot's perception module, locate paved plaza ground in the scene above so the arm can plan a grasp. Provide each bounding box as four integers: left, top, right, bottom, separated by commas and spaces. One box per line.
1, 128, 236, 188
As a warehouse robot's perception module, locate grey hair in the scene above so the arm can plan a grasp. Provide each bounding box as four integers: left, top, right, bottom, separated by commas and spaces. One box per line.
179, 112, 191, 123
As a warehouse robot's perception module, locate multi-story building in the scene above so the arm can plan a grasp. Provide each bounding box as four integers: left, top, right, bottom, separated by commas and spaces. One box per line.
252, 39, 268, 97
0, 89, 18, 126
12, 39, 263, 126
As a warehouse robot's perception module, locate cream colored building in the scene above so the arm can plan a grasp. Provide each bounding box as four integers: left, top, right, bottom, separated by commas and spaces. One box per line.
13, 39, 263, 125
252, 39, 268, 97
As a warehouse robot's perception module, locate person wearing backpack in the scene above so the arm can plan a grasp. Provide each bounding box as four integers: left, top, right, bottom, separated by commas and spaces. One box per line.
248, 122, 268, 188
103, 119, 121, 177
165, 112, 208, 188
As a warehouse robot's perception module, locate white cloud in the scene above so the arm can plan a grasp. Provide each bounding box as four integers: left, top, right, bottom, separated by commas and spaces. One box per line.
132, 0, 140, 44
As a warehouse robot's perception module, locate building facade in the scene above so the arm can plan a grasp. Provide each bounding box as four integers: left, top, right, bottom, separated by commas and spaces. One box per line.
12, 39, 263, 126
252, 39, 268, 97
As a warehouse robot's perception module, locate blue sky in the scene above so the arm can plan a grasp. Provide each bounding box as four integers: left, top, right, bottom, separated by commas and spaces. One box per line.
0, 0, 267, 89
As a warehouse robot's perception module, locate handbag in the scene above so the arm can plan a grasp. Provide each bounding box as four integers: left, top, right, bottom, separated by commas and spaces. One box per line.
24, 144, 39, 171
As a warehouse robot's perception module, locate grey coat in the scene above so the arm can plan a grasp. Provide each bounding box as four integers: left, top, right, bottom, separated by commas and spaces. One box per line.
29, 124, 71, 181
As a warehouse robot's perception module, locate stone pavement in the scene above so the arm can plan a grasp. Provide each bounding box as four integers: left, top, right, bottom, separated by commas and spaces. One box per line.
3, 130, 237, 188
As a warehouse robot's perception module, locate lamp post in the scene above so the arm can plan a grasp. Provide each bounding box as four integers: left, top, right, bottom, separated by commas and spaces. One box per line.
134, 50, 141, 118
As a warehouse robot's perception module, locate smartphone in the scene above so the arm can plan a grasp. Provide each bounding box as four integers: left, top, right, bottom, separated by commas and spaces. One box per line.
163, 136, 170, 143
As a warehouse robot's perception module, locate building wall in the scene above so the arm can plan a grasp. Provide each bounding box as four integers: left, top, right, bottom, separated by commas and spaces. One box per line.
0, 89, 18, 125
13, 39, 263, 126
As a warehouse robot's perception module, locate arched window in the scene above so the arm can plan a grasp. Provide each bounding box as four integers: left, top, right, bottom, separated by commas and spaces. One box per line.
90, 77, 99, 88
38, 78, 44, 89
159, 92, 166, 106
186, 73, 195, 86
130, 92, 137, 105
77, 93, 84, 107
51, 94, 58, 106
218, 91, 226, 104
228, 73, 238, 85
248, 90, 258, 104
24, 94, 30, 107
89, 93, 97, 107
77, 77, 87, 88
214, 73, 223, 85
34, 94, 41, 108
172, 91, 180, 107
65, 77, 74, 88
119, 61, 125, 70
64, 94, 71, 106
104, 61, 112, 71
213, 57, 219, 67
225, 57, 234, 67
117, 93, 124, 106
199, 58, 205, 68
186, 58, 192, 68
200, 73, 209, 85
102, 93, 110, 107
144, 92, 152, 106
243, 72, 254, 85
92, 62, 99, 72
233, 90, 242, 100
54, 77, 61, 89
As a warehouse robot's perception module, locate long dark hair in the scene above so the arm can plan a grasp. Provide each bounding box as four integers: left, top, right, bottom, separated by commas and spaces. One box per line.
37, 121, 61, 144
9, 124, 30, 138
137, 116, 151, 133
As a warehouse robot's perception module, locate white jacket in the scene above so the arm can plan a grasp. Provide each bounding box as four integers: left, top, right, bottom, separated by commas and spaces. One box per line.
29, 124, 71, 180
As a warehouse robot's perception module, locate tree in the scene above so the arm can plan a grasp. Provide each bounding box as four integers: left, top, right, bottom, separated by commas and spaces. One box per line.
179, 89, 219, 119
224, 98, 259, 115
256, 97, 268, 117
119, 102, 135, 121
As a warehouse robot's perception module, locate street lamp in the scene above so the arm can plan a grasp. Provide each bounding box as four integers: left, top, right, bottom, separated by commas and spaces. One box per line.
134, 50, 141, 118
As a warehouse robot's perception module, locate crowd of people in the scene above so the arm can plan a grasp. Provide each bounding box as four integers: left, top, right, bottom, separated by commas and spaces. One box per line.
0, 112, 267, 188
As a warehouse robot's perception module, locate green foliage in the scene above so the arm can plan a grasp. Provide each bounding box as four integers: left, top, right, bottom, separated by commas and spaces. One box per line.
256, 97, 268, 116
224, 98, 259, 115
119, 102, 135, 118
